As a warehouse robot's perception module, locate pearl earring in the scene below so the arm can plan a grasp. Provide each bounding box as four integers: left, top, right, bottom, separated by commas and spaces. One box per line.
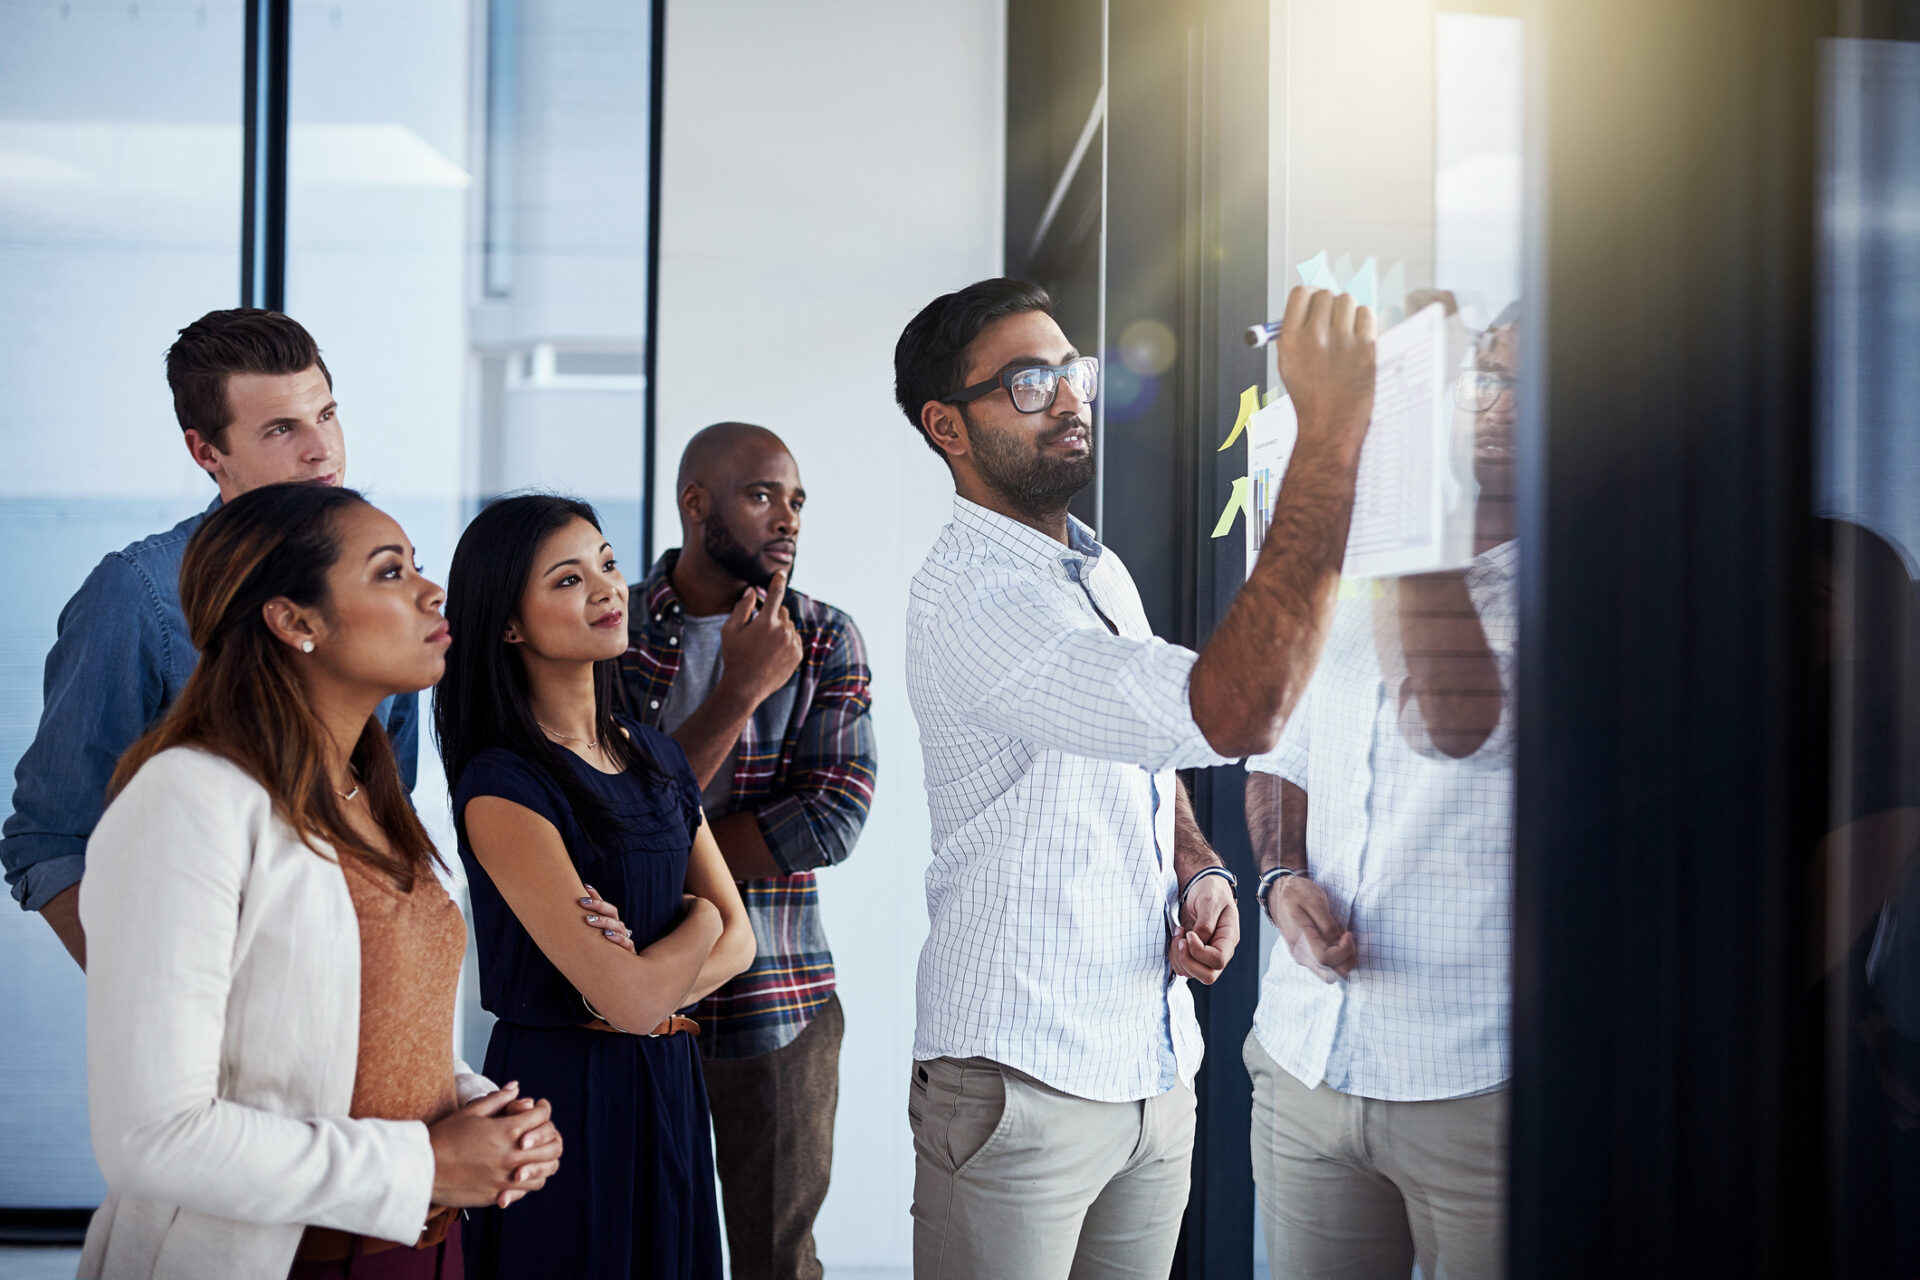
301, 640, 315, 653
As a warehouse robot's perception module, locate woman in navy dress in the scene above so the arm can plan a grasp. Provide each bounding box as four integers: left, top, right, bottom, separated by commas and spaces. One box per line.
435, 494, 756, 1279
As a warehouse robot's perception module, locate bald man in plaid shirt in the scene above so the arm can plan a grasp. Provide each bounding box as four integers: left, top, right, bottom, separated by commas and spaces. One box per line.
620, 422, 876, 1280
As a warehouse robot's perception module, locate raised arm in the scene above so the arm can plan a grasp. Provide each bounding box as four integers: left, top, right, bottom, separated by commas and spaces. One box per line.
723, 612, 876, 881
1392, 572, 1502, 758
463, 795, 724, 1033
1188, 287, 1377, 757
927, 577, 1232, 774
670, 571, 803, 791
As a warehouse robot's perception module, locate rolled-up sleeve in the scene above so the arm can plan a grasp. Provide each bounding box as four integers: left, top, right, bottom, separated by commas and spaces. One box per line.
3, 554, 170, 911
758, 615, 877, 875
925, 571, 1231, 773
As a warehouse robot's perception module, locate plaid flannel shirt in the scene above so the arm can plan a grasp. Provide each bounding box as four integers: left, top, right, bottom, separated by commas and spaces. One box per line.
619, 551, 876, 1059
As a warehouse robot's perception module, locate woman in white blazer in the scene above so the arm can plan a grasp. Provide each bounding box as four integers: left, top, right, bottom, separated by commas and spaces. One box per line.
79, 484, 629, 1280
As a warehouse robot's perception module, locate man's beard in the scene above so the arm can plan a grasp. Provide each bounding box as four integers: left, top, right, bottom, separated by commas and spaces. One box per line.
964, 406, 1095, 523
703, 513, 782, 589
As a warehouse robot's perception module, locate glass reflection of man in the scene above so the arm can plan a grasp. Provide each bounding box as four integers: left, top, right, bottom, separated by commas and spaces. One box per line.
1242, 299, 1521, 1280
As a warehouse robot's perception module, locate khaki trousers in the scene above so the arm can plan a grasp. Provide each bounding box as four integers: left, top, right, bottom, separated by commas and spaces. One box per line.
908, 1056, 1197, 1280
1244, 1033, 1508, 1280
702, 994, 843, 1280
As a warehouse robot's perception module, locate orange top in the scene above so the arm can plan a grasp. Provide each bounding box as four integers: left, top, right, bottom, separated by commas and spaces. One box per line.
298, 856, 467, 1259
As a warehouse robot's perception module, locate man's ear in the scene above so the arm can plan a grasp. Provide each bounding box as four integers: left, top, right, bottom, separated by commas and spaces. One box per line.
182, 428, 228, 481
679, 481, 709, 525
261, 598, 324, 654
921, 402, 970, 461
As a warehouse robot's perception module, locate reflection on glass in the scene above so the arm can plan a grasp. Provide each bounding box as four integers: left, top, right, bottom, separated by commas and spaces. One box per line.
0, 1, 247, 1211
1814, 33, 1920, 1278
284, 1, 654, 1067
1248, 4, 1522, 1276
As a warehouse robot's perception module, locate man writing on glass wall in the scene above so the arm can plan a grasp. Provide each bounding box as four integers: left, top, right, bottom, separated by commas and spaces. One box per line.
1243, 298, 1520, 1280
619, 423, 876, 1280
894, 277, 1375, 1277
1, 309, 417, 968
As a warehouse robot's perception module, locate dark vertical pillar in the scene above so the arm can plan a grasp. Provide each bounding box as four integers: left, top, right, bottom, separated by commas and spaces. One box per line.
1511, 0, 1823, 1274
642, 0, 667, 565
240, 0, 289, 310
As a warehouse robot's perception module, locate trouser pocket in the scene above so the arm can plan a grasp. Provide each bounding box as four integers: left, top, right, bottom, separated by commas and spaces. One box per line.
909, 1056, 1012, 1175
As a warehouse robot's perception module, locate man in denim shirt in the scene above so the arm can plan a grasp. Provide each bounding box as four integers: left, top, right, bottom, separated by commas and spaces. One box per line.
1, 309, 416, 967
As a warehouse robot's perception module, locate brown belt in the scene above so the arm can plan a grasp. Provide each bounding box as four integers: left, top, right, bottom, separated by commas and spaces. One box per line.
582, 1013, 699, 1037
295, 1205, 458, 1262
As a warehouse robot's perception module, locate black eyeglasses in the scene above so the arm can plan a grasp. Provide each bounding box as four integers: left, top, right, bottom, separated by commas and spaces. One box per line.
1453, 369, 1518, 412
944, 356, 1101, 415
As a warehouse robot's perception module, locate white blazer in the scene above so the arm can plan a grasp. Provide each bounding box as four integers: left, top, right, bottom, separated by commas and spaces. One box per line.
78, 746, 492, 1280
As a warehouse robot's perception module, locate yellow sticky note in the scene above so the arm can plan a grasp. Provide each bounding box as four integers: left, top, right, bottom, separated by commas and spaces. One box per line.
1211, 475, 1250, 538
1263, 386, 1280, 407
1217, 385, 1260, 452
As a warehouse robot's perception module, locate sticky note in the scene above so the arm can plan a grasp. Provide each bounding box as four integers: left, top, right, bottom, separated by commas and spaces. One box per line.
1330, 254, 1355, 292
1263, 386, 1280, 407
1345, 256, 1378, 311
1381, 259, 1407, 318
1337, 577, 1388, 600
1295, 250, 1328, 289
1217, 384, 1260, 452
1211, 475, 1250, 538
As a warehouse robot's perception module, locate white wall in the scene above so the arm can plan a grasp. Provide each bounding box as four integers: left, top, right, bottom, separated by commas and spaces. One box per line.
655, 3, 1005, 1269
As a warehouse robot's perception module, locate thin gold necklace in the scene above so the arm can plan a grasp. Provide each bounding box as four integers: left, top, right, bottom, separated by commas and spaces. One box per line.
537, 720, 600, 750
335, 763, 361, 802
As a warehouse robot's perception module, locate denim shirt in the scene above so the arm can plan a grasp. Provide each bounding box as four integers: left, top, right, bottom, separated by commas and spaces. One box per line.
1, 499, 419, 910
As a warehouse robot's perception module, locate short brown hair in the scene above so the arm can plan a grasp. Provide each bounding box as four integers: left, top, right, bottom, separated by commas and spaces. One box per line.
165, 309, 332, 450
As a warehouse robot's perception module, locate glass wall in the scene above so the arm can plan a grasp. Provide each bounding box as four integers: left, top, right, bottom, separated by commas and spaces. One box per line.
0, 0, 248, 1210
0, 0, 653, 1210
1813, 24, 1920, 1276
1247, 2, 1523, 1273
282, 0, 654, 1067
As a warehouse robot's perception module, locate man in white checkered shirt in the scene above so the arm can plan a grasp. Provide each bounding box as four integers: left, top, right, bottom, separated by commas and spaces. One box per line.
1243, 301, 1520, 1280
892, 277, 1379, 1278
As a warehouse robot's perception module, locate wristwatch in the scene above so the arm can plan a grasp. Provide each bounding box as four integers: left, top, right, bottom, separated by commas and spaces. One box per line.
1256, 866, 1309, 911
1178, 865, 1239, 905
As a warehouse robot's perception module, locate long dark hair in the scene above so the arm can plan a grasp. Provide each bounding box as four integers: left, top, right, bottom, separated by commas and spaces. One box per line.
435, 493, 663, 838
112, 483, 439, 886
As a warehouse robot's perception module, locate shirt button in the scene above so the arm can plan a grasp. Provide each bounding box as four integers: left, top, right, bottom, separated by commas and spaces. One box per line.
669, 636, 678, 645
649, 700, 660, 710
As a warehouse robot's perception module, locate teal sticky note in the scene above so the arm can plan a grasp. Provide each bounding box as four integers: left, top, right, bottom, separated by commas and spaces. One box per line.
1346, 256, 1378, 310
1295, 250, 1329, 289
1381, 260, 1407, 322
1330, 254, 1355, 292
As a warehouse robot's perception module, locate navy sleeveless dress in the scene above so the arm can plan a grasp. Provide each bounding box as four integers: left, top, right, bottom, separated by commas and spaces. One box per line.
453, 718, 722, 1279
